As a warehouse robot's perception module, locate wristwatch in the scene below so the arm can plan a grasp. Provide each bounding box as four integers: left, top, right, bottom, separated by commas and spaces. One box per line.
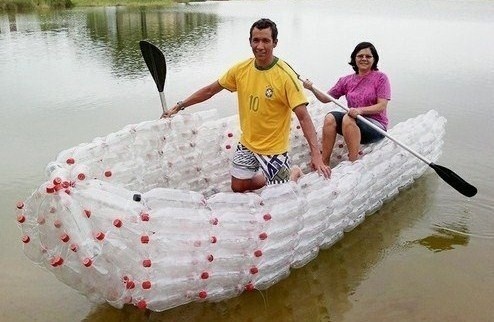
177, 101, 185, 110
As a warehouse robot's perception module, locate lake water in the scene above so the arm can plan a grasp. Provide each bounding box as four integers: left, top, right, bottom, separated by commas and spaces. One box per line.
1, 0, 493, 321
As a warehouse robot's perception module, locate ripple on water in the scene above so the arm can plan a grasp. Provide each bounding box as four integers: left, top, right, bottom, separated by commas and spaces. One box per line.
432, 191, 494, 240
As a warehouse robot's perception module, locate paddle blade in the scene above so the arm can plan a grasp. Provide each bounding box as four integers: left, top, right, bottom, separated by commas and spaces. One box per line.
430, 163, 477, 197
139, 40, 166, 92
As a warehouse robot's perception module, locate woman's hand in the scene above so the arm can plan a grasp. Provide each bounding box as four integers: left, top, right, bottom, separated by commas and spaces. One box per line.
302, 79, 314, 90
348, 108, 362, 118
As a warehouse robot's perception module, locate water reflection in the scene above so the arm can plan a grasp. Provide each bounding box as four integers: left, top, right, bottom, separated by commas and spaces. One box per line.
1, 7, 219, 79
411, 224, 470, 253
84, 7, 219, 78
83, 176, 433, 321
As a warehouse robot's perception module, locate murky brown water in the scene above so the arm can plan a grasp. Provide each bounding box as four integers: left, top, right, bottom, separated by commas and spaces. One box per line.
1, 1, 493, 321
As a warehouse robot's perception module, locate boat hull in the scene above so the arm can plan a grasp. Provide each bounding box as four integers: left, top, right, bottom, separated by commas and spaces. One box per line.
16, 103, 446, 311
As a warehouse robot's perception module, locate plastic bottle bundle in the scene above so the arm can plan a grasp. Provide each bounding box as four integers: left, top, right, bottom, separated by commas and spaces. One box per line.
120, 121, 166, 189
200, 192, 263, 302
181, 115, 239, 195
342, 162, 375, 227
291, 172, 338, 268
16, 105, 447, 312
244, 182, 304, 290
330, 162, 367, 232
123, 188, 212, 311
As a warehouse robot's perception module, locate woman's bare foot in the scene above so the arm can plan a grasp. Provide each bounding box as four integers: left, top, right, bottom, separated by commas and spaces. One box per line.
290, 165, 303, 182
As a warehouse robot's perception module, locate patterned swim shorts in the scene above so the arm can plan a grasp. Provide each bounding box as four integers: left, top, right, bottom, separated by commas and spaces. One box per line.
231, 143, 291, 185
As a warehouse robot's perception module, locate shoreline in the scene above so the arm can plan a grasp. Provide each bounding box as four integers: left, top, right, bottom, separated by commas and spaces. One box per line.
0, 0, 209, 12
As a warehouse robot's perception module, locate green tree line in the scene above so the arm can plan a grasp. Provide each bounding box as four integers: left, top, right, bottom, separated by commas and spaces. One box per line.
1, 0, 209, 11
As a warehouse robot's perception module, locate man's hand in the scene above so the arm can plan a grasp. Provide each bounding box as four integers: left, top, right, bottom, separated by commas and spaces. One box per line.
161, 102, 184, 119
311, 154, 331, 179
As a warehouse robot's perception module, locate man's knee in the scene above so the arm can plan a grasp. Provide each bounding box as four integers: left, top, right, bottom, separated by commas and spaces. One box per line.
231, 178, 247, 192
231, 175, 265, 193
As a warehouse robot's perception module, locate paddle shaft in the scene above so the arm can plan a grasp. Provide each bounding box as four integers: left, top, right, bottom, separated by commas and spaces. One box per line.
159, 92, 167, 113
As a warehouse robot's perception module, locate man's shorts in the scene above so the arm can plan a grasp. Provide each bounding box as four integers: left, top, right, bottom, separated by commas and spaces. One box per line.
231, 143, 291, 185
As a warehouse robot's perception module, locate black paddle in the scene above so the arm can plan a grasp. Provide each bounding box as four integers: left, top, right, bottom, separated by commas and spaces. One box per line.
139, 40, 167, 113
301, 78, 477, 197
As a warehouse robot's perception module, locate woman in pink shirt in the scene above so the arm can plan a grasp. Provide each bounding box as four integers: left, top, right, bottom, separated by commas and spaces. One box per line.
303, 42, 391, 166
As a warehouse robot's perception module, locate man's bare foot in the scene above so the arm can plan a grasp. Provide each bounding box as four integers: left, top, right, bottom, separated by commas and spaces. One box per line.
290, 165, 303, 182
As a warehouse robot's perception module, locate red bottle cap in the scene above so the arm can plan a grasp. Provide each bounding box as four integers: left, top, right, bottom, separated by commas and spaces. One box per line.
113, 219, 122, 228
137, 300, 147, 310
126, 280, 135, 289
51, 256, 64, 267
60, 233, 70, 243
53, 220, 62, 228
140, 235, 149, 244
142, 259, 152, 267
83, 258, 92, 267
245, 282, 254, 291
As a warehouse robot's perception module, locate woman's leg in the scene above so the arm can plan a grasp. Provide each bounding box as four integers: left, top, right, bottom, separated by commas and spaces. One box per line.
321, 113, 339, 165
356, 118, 385, 144
342, 114, 361, 161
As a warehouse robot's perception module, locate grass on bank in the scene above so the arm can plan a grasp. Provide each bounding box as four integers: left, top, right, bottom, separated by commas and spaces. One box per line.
1, 0, 73, 10
0, 0, 201, 11
72, 0, 180, 7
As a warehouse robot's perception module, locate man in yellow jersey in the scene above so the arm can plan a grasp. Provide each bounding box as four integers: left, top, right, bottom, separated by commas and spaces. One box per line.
162, 18, 330, 192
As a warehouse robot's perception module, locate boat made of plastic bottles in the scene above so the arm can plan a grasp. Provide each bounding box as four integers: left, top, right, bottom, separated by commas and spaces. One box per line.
16, 101, 446, 311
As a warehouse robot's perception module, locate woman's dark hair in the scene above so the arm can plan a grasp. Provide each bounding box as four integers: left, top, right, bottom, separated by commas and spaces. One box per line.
249, 18, 278, 42
349, 42, 379, 73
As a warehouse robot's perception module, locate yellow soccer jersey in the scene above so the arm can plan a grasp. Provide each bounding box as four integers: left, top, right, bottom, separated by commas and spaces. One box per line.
218, 57, 308, 155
